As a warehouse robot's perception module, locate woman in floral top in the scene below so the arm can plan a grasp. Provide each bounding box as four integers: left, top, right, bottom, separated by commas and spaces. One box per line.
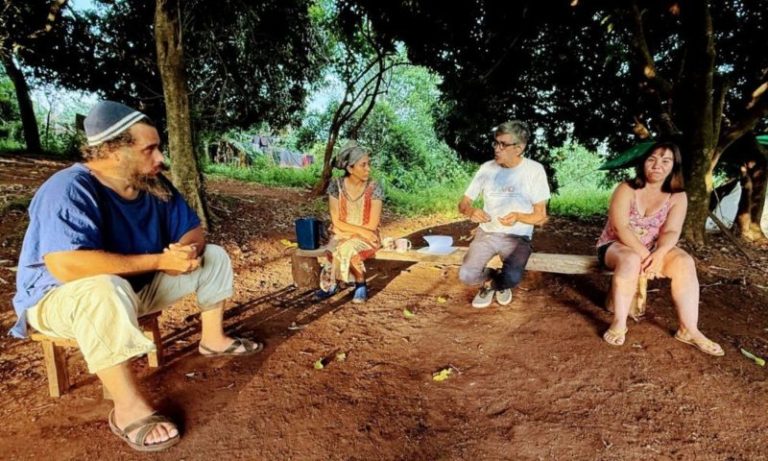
596, 141, 723, 356
316, 142, 384, 303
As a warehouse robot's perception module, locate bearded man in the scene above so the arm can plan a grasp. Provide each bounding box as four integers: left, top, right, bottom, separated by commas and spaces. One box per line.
11, 101, 261, 452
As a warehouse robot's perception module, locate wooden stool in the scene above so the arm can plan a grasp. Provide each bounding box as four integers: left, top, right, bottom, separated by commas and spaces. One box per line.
606, 275, 648, 321
30, 312, 164, 398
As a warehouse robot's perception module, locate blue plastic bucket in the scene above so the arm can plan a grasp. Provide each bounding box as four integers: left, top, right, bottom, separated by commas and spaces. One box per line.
295, 217, 321, 250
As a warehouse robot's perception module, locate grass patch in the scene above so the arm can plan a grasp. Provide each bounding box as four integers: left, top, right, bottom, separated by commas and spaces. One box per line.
550, 188, 611, 217
204, 161, 320, 189
203, 161, 611, 220
386, 181, 464, 217
204, 161, 465, 217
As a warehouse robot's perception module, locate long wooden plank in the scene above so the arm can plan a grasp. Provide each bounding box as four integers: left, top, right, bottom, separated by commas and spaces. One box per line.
296, 247, 602, 275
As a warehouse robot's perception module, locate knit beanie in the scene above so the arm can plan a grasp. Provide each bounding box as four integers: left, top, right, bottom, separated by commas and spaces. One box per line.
84, 101, 148, 146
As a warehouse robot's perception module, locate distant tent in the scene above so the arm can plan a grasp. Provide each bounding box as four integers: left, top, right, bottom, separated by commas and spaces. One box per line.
708, 133, 768, 235
278, 149, 306, 168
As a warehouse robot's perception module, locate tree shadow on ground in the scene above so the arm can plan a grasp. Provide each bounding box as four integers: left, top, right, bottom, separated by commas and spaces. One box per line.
157, 259, 417, 367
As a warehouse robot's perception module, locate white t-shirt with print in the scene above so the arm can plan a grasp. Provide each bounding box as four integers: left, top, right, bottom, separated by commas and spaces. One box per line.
463, 158, 551, 237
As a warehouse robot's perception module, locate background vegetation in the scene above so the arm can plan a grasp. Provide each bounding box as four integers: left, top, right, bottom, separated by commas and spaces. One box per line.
1, 0, 765, 234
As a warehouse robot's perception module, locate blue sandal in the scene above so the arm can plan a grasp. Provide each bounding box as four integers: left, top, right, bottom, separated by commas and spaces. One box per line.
315, 284, 339, 300
352, 282, 368, 304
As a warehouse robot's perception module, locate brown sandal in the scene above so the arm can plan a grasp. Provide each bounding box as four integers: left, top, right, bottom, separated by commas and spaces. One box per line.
108, 409, 180, 452
199, 337, 263, 357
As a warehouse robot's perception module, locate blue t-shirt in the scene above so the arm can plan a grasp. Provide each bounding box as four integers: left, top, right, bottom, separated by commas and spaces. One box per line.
10, 163, 201, 338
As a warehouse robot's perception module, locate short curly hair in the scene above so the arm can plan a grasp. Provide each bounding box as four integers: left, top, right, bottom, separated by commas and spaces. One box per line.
495, 120, 531, 146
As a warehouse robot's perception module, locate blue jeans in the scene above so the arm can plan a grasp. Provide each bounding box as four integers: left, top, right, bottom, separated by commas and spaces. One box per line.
459, 228, 532, 290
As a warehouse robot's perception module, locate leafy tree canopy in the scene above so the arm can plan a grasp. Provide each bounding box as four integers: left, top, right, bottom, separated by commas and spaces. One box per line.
20, 0, 323, 134
341, 0, 768, 166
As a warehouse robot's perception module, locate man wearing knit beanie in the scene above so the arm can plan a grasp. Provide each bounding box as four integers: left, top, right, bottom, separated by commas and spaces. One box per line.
11, 101, 262, 452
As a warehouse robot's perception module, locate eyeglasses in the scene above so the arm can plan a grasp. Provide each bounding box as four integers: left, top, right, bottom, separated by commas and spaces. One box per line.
492, 140, 521, 150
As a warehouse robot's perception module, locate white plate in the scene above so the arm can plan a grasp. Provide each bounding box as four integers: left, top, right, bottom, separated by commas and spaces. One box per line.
417, 246, 457, 256
423, 235, 453, 248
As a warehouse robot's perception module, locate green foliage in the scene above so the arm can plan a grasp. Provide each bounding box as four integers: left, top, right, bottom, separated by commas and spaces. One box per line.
0, 73, 22, 147
0, 137, 24, 151
204, 156, 321, 188
38, 126, 80, 156
384, 180, 465, 217
548, 143, 612, 217
1, 1, 64, 60
550, 143, 611, 192
203, 139, 612, 219
304, 62, 474, 191
362, 104, 473, 191
550, 189, 611, 218
343, 0, 768, 166
355, 65, 472, 191
22, 1, 324, 136
33, 89, 91, 157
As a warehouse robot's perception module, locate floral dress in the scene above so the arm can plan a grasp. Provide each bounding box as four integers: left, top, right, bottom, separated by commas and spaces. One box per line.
322, 177, 384, 285
596, 189, 672, 250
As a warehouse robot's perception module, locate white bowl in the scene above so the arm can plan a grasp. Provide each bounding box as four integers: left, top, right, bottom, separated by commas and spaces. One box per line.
423, 235, 453, 249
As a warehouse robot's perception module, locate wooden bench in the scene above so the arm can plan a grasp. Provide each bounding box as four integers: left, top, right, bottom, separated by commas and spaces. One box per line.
291, 246, 647, 315
30, 312, 164, 398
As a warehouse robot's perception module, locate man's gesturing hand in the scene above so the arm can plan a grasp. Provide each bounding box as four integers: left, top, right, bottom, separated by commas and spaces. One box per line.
468, 208, 491, 223
498, 212, 519, 226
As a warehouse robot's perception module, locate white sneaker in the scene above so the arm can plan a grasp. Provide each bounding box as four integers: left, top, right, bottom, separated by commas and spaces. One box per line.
495, 288, 513, 306
472, 286, 495, 309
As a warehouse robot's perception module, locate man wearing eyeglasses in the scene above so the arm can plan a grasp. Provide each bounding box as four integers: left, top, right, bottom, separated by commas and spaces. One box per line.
457, 120, 551, 308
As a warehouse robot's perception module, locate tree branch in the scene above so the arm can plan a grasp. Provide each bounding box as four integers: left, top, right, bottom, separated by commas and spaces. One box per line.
626, 2, 673, 98
479, 8, 528, 82
716, 74, 768, 163
26, 0, 69, 41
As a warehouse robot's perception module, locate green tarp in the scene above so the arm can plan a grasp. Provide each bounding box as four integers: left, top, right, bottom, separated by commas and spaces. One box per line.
598, 141, 655, 171
598, 134, 767, 171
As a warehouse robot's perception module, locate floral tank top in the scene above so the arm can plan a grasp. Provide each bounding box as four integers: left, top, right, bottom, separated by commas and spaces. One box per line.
596, 190, 672, 249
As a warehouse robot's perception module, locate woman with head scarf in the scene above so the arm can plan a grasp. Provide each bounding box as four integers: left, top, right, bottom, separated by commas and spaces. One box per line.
316, 141, 384, 303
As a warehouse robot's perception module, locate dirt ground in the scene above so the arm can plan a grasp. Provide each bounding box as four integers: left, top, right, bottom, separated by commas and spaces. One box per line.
1, 154, 768, 461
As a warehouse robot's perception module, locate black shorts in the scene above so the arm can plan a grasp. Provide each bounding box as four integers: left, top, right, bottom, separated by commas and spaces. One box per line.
596, 242, 614, 270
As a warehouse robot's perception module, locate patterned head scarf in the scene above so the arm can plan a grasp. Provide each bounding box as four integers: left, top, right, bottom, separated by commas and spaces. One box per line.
334, 141, 370, 170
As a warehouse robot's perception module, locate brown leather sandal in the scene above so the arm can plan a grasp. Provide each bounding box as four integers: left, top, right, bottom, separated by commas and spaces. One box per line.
108, 409, 180, 452
199, 337, 263, 357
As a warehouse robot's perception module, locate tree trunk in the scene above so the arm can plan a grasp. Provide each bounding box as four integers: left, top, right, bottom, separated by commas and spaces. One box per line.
750, 162, 768, 240
676, 0, 717, 246
682, 147, 715, 245
312, 131, 338, 196
733, 146, 768, 241
311, 52, 391, 197
154, 0, 209, 228
1, 55, 41, 153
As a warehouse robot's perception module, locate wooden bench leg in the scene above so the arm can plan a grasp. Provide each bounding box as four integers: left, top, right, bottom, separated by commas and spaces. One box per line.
143, 315, 163, 368
40, 341, 69, 398
34, 313, 163, 400
291, 252, 321, 289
